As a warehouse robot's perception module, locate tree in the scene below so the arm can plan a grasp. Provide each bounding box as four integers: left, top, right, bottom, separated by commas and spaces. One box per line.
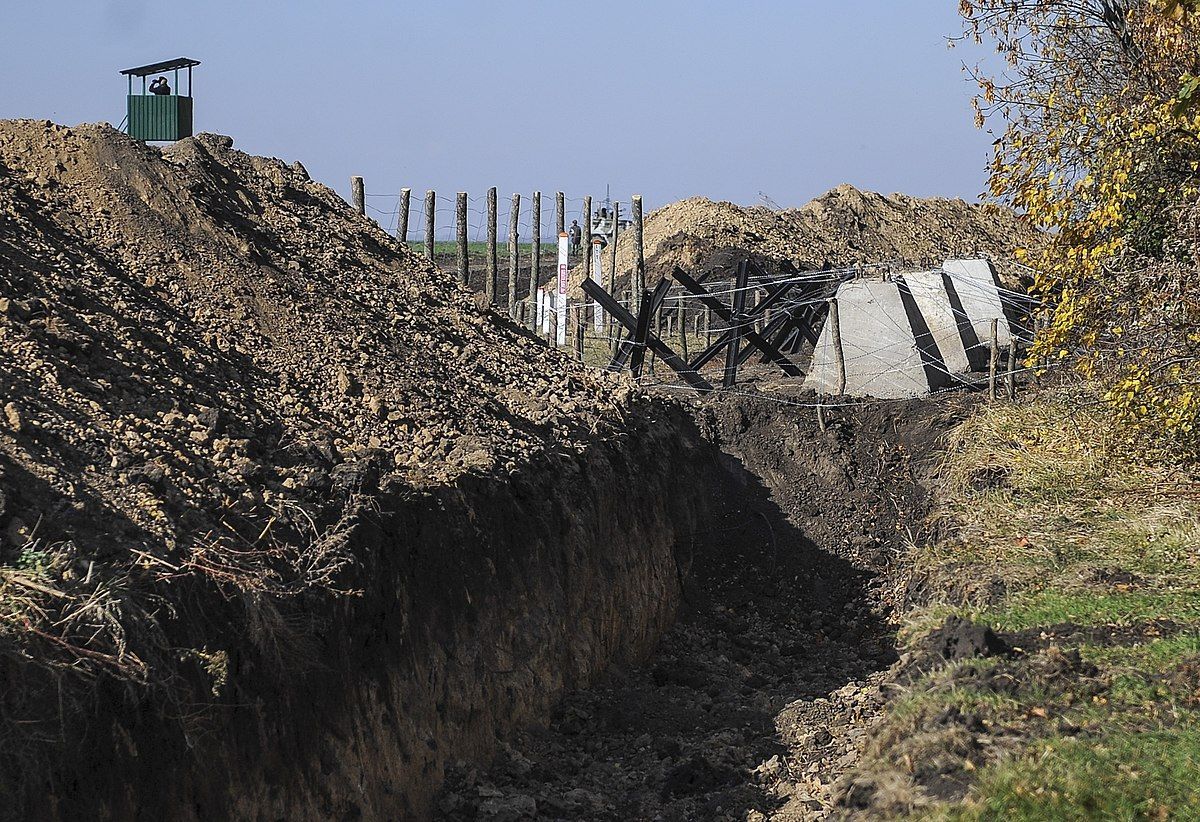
961, 0, 1200, 446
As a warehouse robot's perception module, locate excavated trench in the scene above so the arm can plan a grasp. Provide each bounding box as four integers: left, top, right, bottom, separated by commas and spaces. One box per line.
3, 384, 957, 822
0, 121, 994, 822
16, 389, 957, 822
433, 391, 964, 821
7, 403, 716, 822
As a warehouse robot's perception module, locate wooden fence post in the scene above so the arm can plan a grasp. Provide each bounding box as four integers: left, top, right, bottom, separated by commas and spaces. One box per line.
486, 187, 498, 305
508, 193, 521, 317
608, 201, 620, 355
556, 191, 565, 238
397, 188, 410, 242
1007, 338, 1018, 401
626, 287, 636, 361
456, 192, 469, 287
819, 297, 844, 426
632, 195, 645, 296
724, 260, 750, 388
989, 318, 999, 401
830, 298, 846, 396
424, 190, 435, 261
351, 176, 365, 215
528, 191, 541, 331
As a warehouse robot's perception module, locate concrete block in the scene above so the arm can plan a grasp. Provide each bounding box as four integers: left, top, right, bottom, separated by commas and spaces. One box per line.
804, 279, 952, 399
902, 270, 971, 375
941, 259, 1011, 370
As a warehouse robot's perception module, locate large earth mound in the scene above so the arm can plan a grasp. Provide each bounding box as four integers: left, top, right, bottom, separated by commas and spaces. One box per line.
0, 119, 630, 707
606, 185, 1037, 288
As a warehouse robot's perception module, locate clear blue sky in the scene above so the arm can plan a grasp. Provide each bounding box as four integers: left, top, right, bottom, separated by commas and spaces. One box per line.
1, 1, 997, 236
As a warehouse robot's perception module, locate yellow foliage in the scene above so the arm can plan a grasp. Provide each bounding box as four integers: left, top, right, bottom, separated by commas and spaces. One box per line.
964, 0, 1200, 452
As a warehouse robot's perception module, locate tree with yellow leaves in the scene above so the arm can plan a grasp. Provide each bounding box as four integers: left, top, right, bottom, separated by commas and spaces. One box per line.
961, 0, 1200, 446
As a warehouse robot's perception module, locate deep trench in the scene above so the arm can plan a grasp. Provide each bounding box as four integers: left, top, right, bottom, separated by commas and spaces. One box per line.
2, 390, 954, 822
433, 391, 956, 821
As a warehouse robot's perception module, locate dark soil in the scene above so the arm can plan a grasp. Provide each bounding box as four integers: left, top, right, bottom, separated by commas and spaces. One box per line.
435, 389, 974, 820
913, 616, 1014, 667
1004, 619, 1184, 652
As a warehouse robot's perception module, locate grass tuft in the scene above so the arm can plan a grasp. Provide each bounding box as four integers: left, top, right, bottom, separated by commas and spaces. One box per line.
937, 725, 1200, 821
854, 389, 1200, 818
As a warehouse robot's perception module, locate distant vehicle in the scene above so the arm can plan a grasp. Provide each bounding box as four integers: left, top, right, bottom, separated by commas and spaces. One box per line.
590, 203, 631, 248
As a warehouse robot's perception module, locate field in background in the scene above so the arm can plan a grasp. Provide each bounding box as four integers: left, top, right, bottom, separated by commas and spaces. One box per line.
406, 240, 563, 269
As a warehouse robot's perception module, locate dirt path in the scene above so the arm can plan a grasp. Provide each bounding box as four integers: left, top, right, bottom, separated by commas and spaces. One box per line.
435, 390, 969, 821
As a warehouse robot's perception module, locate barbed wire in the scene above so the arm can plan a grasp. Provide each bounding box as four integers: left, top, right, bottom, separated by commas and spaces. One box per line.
352, 188, 1051, 404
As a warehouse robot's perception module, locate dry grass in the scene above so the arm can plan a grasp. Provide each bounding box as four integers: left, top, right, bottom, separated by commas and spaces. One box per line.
0, 488, 371, 792
846, 388, 1200, 819
908, 389, 1200, 633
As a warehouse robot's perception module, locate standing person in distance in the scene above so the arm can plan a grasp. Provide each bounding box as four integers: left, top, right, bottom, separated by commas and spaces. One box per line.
569, 219, 582, 257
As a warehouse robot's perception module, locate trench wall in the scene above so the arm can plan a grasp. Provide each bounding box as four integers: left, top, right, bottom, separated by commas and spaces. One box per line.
15, 404, 711, 821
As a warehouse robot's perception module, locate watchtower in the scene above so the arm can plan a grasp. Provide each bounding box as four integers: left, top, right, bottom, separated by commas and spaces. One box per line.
120, 57, 201, 142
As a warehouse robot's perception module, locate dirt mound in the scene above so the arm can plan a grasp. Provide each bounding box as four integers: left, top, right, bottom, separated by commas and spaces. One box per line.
0, 120, 636, 757
916, 616, 1014, 665
607, 186, 1037, 290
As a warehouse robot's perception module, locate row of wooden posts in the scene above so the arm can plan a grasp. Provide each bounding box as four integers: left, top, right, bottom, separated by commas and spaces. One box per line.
349, 177, 1025, 404
349, 177, 837, 372
350, 174, 818, 369
349, 177, 649, 342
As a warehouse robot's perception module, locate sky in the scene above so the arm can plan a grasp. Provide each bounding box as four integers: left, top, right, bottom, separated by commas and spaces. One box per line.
0, 1, 999, 238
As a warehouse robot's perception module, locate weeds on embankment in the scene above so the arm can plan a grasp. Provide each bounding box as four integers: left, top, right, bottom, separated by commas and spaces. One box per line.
843, 389, 1200, 819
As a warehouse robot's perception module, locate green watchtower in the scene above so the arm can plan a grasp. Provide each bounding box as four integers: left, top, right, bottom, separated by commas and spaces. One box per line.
120, 57, 201, 142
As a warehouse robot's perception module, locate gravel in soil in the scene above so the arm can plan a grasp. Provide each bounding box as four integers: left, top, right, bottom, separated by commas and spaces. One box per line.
0, 119, 639, 736
435, 389, 971, 821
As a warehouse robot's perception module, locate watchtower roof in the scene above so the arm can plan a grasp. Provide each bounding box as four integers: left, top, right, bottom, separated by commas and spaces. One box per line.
119, 57, 201, 77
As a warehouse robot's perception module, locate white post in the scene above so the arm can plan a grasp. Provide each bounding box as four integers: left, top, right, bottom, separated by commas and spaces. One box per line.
556, 232, 569, 348
592, 238, 604, 334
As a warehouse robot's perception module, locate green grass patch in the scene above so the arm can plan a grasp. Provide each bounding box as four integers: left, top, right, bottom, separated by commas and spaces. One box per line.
1080, 633, 1200, 669
867, 393, 1200, 818
938, 725, 1200, 821
915, 394, 1200, 618
407, 240, 563, 260
985, 589, 1200, 632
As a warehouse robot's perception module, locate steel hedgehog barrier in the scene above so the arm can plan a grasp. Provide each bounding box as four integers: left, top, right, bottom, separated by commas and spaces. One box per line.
352, 178, 1033, 403
583, 256, 1033, 403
